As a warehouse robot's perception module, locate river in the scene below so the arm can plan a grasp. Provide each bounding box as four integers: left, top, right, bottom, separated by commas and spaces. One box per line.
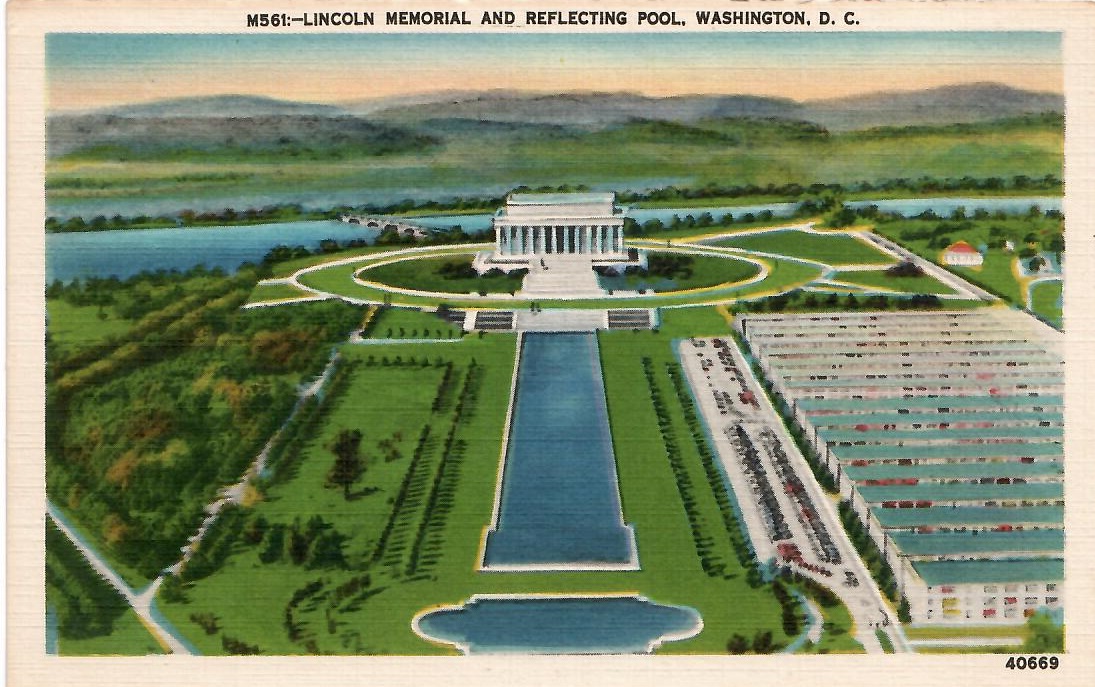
46, 197, 1061, 283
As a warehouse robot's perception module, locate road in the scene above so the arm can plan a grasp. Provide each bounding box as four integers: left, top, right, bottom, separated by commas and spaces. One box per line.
46, 503, 194, 655
678, 336, 912, 653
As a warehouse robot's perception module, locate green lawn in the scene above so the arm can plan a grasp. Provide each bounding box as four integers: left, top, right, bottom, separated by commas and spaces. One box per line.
247, 282, 312, 303
46, 300, 134, 357
868, 215, 1063, 309
875, 628, 895, 654
950, 253, 1024, 303
904, 624, 1030, 640
360, 255, 524, 295
1029, 280, 1063, 328
56, 609, 166, 656
602, 254, 760, 293
808, 597, 864, 654
710, 230, 894, 266
365, 306, 464, 339
830, 269, 955, 295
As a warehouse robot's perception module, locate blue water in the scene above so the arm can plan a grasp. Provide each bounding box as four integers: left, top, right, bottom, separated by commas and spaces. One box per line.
484, 333, 634, 567
45, 197, 1062, 283
45, 605, 58, 655
416, 596, 700, 654
45, 220, 378, 283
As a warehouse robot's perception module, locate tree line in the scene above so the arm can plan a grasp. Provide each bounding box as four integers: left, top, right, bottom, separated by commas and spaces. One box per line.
45, 173, 1062, 232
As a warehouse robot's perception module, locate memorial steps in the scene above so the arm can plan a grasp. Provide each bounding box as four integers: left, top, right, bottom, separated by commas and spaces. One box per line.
519, 255, 608, 298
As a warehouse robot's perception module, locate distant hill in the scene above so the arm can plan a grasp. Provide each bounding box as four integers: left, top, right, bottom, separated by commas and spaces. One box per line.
47, 114, 436, 159
362, 83, 1061, 131
84, 94, 348, 118
46, 82, 1063, 161
368, 91, 803, 126
801, 82, 1064, 130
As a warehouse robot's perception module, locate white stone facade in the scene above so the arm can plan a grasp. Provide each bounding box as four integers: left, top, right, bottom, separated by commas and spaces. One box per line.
492, 192, 627, 258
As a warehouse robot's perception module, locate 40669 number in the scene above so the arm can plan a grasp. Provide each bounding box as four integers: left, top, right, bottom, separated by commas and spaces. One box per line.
1005, 656, 1059, 670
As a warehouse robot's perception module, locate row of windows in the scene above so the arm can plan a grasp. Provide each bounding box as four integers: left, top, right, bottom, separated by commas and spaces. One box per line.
983, 583, 1057, 593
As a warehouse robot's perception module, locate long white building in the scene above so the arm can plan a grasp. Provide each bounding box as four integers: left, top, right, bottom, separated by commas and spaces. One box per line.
736, 308, 1065, 625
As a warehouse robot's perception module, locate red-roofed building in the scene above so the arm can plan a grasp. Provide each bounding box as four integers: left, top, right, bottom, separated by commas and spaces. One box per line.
943, 240, 983, 266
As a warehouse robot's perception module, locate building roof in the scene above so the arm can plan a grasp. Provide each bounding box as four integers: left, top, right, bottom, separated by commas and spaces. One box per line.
890, 530, 1063, 557
810, 410, 1062, 428
820, 426, 1063, 444
857, 481, 1063, 503
912, 558, 1063, 586
871, 505, 1063, 528
508, 192, 615, 205
843, 461, 1063, 481
831, 441, 1063, 462
945, 240, 980, 255
798, 394, 1063, 413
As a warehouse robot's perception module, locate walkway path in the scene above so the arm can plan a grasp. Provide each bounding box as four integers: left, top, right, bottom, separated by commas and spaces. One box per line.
46, 503, 194, 655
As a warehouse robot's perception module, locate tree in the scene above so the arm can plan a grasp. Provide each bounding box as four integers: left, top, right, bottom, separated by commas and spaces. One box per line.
327, 429, 365, 499
1022, 611, 1064, 653
726, 634, 749, 654
751, 630, 774, 654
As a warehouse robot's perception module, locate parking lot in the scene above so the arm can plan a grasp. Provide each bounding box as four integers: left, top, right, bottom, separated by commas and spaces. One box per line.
678, 336, 910, 653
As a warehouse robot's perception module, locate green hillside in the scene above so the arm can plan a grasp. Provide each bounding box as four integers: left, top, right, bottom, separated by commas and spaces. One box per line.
46, 114, 1062, 211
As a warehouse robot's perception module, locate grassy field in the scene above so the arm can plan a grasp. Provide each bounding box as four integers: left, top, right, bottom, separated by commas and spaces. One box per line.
602, 255, 760, 293
1030, 280, 1063, 328
55, 609, 166, 656
904, 624, 1031, 640
804, 591, 864, 654
247, 282, 312, 303
868, 215, 1063, 311
831, 269, 956, 295
365, 306, 464, 339
158, 334, 518, 655
46, 300, 134, 357
710, 230, 895, 266
950, 253, 1024, 303
361, 255, 524, 295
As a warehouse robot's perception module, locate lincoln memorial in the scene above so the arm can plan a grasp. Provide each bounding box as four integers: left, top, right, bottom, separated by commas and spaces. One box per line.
491, 192, 628, 258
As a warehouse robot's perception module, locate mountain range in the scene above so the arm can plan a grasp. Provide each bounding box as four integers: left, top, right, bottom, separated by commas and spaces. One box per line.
47, 83, 1063, 160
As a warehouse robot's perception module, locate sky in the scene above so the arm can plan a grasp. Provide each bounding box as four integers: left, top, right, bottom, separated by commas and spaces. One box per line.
45, 32, 1062, 112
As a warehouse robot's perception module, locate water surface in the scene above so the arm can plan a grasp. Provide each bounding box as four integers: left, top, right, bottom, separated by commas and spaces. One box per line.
483, 332, 635, 568
416, 596, 701, 654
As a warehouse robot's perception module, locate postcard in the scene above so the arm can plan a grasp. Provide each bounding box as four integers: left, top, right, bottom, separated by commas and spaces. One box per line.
6, 1, 1094, 685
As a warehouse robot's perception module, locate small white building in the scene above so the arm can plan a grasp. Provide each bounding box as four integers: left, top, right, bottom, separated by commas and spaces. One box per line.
943, 240, 984, 267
